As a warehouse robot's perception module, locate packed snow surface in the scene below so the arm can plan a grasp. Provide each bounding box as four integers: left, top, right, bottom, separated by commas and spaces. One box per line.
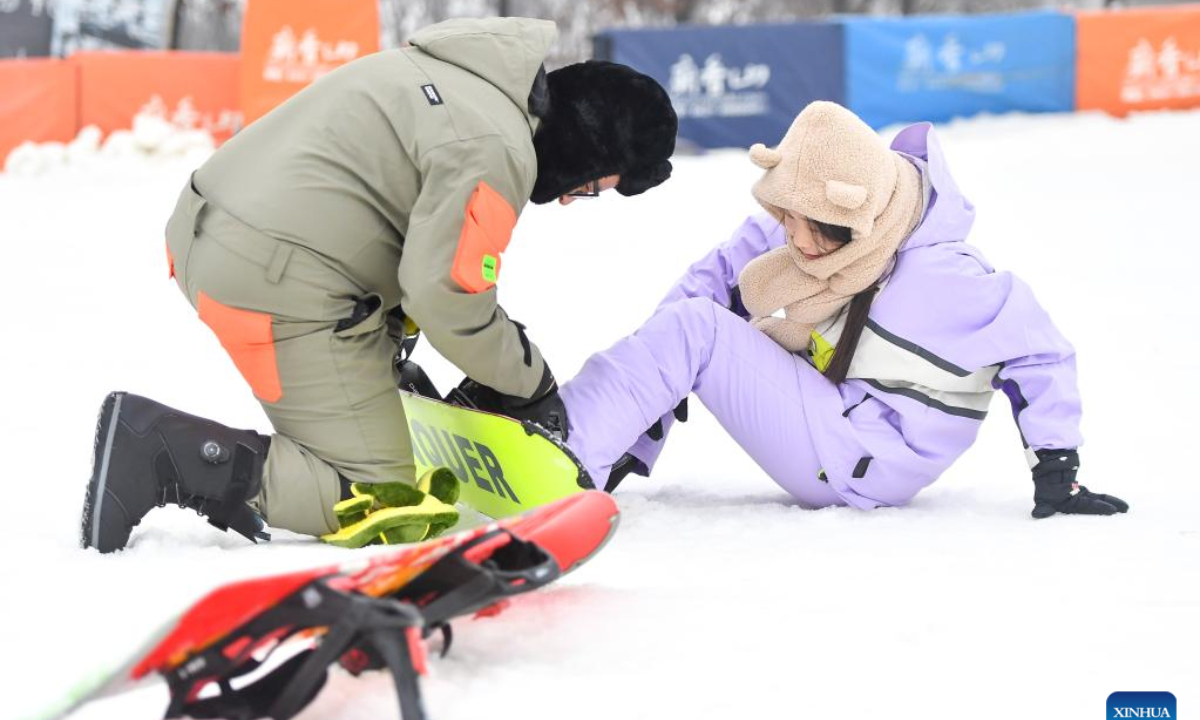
2, 110, 1198, 720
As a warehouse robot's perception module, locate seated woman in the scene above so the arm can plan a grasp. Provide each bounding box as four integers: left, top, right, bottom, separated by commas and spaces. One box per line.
557, 101, 1126, 519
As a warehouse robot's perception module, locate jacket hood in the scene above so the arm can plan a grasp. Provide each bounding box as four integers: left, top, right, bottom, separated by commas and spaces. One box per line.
890, 122, 976, 252
408, 17, 556, 129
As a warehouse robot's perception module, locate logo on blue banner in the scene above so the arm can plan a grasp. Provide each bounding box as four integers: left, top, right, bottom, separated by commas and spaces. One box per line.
668, 53, 772, 119
842, 10, 1075, 129
597, 22, 845, 148
897, 33, 1008, 93
1107, 692, 1177, 719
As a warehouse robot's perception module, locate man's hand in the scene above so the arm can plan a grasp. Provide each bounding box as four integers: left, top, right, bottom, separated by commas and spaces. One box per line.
451, 375, 568, 441
1031, 449, 1129, 519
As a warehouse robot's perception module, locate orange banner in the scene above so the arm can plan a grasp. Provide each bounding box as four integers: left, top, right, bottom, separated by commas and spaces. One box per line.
74, 51, 242, 141
1077, 5, 1200, 115
239, 0, 380, 126
0, 59, 77, 164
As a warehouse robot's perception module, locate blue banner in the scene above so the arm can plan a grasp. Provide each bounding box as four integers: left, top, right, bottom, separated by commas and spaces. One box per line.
596, 22, 845, 149
842, 10, 1075, 129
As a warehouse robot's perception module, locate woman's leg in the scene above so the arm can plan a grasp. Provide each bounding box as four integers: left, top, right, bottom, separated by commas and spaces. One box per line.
561, 297, 844, 507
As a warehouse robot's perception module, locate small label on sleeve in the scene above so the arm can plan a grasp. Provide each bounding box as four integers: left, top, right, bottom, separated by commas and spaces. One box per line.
421, 84, 443, 106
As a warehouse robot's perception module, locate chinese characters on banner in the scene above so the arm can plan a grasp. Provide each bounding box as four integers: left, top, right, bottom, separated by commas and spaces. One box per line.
668, 53, 771, 118
843, 11, 1074, 129
898, 34, 1007, 93
262, 26, 360, 84
73, 51, 242, 141
240, 0, 379, 125
598, 22, 844, 149
1120, 37, 1200, 104
1076, 6, 1200, 114
138, 94, 241, 142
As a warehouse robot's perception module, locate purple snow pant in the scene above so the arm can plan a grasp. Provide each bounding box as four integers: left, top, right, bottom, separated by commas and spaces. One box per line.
560, 297, 847, 508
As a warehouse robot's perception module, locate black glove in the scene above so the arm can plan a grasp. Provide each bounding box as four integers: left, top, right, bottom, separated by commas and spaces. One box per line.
1031, 449, 1129, 519
451, 372, 568, 441
646, 397, 689, 441
604, 452, 649, 493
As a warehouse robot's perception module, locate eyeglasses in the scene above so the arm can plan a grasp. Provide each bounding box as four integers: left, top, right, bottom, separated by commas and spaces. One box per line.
566, 179, 600, 198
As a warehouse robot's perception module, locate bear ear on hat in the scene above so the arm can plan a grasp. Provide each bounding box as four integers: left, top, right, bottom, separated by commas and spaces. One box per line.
825, 179, 867, 210
749, 143, 782, 169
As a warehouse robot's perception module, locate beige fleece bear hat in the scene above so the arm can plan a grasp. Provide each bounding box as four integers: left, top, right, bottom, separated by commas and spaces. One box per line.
738, 101, 924, 353
750, 100, 905, 237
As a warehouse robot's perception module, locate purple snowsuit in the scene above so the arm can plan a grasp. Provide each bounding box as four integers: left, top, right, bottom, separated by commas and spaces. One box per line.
560, 122, 1082, 509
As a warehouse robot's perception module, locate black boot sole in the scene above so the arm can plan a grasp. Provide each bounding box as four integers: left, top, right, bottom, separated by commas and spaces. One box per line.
80, 392, 126, 551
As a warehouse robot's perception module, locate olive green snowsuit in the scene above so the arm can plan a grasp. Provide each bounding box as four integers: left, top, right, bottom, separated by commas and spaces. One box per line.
164, 18, 556, 535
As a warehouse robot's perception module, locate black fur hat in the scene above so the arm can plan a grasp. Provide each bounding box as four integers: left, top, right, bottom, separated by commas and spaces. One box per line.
530, 61, 678, 205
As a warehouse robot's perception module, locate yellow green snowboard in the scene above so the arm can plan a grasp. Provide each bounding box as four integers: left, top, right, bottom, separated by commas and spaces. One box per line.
399, 390, 595, 519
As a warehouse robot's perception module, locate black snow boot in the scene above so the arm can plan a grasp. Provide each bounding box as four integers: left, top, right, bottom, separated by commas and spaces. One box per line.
81, 392, 271, 553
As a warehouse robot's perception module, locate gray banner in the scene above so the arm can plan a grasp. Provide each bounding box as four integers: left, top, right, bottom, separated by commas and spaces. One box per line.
0, 0, 54, 58
50, 0, 174, 56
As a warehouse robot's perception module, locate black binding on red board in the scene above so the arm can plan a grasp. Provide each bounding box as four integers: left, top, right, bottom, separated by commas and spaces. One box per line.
161, 529, 561, 720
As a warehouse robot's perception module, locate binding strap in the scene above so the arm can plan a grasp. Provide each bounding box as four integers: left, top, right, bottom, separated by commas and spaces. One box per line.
336, 530, 562, 680
396, 529, 561, 627
395, 359, 443, 400
165, 578, 427, 720
205, 442, 271, 543
176, 650, 326, 720
266, 591, 425, 720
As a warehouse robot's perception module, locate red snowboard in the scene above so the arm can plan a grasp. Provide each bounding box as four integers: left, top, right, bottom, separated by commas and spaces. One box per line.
42, 490, 619, 720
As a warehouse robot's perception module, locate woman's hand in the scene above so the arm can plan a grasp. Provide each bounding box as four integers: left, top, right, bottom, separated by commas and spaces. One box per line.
1031, 449, 1129, 519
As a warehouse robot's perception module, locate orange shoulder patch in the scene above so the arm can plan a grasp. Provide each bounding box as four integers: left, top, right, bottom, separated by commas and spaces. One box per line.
451, 181, 517, 294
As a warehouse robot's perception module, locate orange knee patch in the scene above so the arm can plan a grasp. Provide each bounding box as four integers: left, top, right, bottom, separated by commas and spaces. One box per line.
197, 292, 283, 403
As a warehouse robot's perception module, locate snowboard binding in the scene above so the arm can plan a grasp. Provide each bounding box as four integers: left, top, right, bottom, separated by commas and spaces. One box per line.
160, 529, 561, 720
322, 469, 462, 548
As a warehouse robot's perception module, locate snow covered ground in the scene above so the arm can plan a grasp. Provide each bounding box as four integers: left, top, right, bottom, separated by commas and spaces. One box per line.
2, 109, 1198, 720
